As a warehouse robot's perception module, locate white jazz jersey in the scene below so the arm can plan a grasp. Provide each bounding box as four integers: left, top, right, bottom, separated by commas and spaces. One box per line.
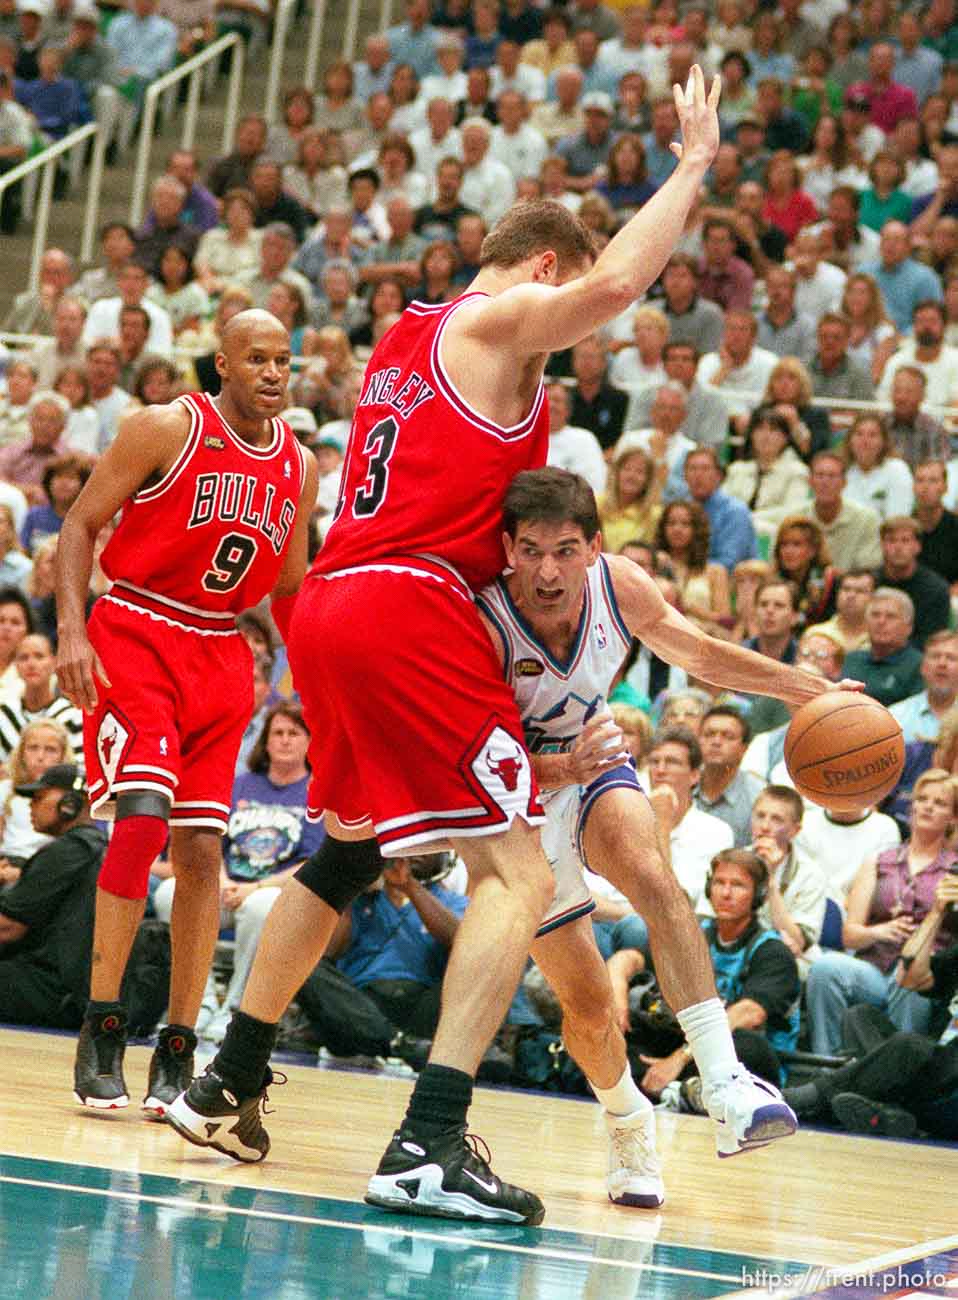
476, 554, 632, 794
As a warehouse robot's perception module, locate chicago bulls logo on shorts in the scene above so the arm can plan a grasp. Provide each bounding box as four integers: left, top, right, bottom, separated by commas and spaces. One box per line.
471, 724, 536, 809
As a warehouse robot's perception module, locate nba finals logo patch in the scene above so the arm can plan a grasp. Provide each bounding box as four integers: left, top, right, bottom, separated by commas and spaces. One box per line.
204, 435, 226, 451
515, 658, 544, 677
97, 711, 131, 788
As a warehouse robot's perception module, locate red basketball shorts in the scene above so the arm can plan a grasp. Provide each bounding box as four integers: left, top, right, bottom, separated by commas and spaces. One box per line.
289, 557, 544, 857
83, 596, 254, 832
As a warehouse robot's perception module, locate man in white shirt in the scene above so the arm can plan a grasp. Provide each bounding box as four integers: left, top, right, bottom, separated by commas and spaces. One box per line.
615, 383, 695, 497
82, 261, 173, 357
490, 89, 549, 182
600, 5, 667, 92
419, 32, 467, 105
489, 39, 547, 104
408, 98, 463, 181
795, 804, 901, 902
545, 381, 607, 495
878, 300, 958, 408
458, 116, 516, 225
789, 229, 847, 322
696, 311, 778, 420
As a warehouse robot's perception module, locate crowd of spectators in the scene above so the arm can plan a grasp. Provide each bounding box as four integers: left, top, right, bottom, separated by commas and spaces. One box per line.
2, 0, 958, 1140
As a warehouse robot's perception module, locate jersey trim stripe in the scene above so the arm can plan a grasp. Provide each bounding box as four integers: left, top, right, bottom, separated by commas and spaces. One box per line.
429, 295, 545, 443
104, 583, 241, 635
475, 594, 513, 680
494, 573, 593, 680
376, 804, 489, 833
110, 580, 236, 619
174, 800, 232, 813
376, 806, 545, 857
190, 392, 286, 461
598, 554, 632, 650
536, 898, 596, 937
121, 764, 178, 784
134, 396, 202, 503
318, 560, 472, 602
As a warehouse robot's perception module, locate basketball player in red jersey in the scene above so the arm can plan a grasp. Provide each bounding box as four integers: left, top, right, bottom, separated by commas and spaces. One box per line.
168, 70, 720, 1224
55, 310, 318, 1117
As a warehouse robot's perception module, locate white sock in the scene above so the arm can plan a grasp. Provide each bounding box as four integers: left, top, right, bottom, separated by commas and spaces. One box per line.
589, 1064, 650, 1117
676, 998, 739, 1086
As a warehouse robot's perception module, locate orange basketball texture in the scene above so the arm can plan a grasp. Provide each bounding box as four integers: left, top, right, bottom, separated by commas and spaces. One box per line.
784, 693, 905, 813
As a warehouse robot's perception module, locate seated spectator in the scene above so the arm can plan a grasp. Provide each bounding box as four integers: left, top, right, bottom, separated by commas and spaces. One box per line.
755, 265, 816, 365
85, 341, 132, 451
353, 33, 394, 105
290, 326, 356, 423
618, 382, 694, 492
409, 95, 463, 180
3, 247, 76, 336
859, 150, 913, 232
805, 768, 958, 1054
76, 223, 136, 305
911, 141, 958, 236
0, 761, 105, 1029
729, 559, 772, 644
624, 340, 729, 451
680, 444, 758, 572
145, 245, 209, 337
265, 86, 316, 167
20, 452, 88, 555
312, 260, 368, 336
772, 515, 838, 632
598, 445, 661, 553
697, 215, 754, 312
105, 0, 177, 108
733, 116, 771, 188
360, 195, 427, 294
743, 578, 799, 665
153, 702, 325, 1043
0, 360, 36, 448
0, 64, 32, 234
465, 0, 500, 70
132, 176, 200, 283
349, 278, 405, 350
851, 41, 920, 133
876, 514, 951, 648
798, 117, 869, 214
413, 157, 475, 243
760, 357, 832, 462
595, 130, 656, 221
893, 116, 939, 202
235, 650, 275, 777
0, 504, 29, 592
567, 333, 627, 451
126, 356, 179, 412
841, 271, 899, 381
808, 567, 875, 654
249, 158, 310, 245
162, 150, 218, 235
913, 459, 958, 587
295, 852, 468, 1067
653, 499, 730, 633
531, 65, 584, 148
28, 296, 88, 390
240, 221, 315, 313
608, 306, 667, 391
206, 113, 267, 198
918, 213, 958, 279
374, 134, 429, 212
555, 89, 617, 194
761, 150, 818, 242
793, 450, 882, 571
17, 44, 88, 140
696, 310, 778, 423
422, 30, 468, 105
893, 9, 943, 106
862, 221, 943, 335
544, 382, 606, 496
0, 719, 74, 873
413, 238, 459, 305
385, 65, 423, 138
844, 587, 925, 706
724, 409, 810, 527
812, 186, 880, 275
886, 367, 950, 469
0, 633, 81, 763
522, 5, 575, 78
615, 850, 799, 1098
116, 305, 153, 391
790, 234, 847, 342
755, 75, 809, 152
0, 392, 71, 508
748, 18, 795, 90
745, 784, 827, 966
828, 14, 869, 95
458, 115, 515, 223
890, 630, 958, 747
656, 253, 724, 358
658, 689, 714, 736
845, 415, 915, 526
282, 128, 348, 222
809, 312, 875, 414
694, 706, 764, 847
82, 261, 173, 358
795, 800, 901, 904
745, 624, 845, 743
877, 299, 958, 409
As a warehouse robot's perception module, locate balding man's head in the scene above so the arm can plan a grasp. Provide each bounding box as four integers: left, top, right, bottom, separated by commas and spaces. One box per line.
216, 310, 293, 421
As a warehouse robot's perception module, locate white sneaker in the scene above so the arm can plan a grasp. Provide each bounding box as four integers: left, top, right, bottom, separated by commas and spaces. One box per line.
702, 1068, 797, 1158
604, 1107, 665, 1207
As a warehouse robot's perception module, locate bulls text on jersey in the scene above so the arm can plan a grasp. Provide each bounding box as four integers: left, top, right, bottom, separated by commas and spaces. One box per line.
187, 472, 296, 556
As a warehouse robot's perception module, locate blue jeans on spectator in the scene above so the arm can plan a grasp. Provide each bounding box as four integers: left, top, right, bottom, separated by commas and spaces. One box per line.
593, 913, 650, 962
805, 951, 933, 1054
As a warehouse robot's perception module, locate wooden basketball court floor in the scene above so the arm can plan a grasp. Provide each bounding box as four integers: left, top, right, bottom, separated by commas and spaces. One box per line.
2, 1027, 956, 1300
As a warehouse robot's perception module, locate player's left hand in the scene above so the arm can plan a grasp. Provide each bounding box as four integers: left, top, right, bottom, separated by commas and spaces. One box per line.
569, 711, 630, 784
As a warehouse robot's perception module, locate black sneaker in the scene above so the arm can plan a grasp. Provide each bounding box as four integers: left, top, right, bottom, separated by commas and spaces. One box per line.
365, 1127, 545, 1225
74, 1009, 129, 1109
142, 1026, 197, 1120
831, 1092, 917, 1139
165, 1065, 280, 1162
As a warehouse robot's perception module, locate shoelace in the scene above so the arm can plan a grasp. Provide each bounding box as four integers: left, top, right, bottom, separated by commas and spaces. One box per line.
260, 1070, 287, 1117
463, 1130, 493, 1169
610, 1123, 662, 1176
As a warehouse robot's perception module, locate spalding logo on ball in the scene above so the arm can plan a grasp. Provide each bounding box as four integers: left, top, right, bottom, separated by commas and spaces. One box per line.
784, 692, 905, 814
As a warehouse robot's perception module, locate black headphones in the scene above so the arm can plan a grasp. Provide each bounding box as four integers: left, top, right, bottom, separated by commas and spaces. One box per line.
705, 853, 769, 910
58, 774, 86, 821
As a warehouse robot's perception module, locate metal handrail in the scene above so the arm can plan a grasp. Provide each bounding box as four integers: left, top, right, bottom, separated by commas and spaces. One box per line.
128, 32, 244, 228
264, 0, 298, 124
304, 0, 327, 92
342, 0, 362, 61
0, 124, 107, 293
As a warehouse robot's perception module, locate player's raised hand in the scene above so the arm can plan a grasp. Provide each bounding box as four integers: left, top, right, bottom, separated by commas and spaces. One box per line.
670, 63, 721, 168
56, 627, 112, 715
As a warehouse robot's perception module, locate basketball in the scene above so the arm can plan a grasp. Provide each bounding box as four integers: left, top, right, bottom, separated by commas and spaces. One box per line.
784, 692, 905, 813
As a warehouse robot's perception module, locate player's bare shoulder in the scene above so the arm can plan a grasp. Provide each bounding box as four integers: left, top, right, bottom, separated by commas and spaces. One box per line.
603, 552, 668, 631
112, 396, 194, 478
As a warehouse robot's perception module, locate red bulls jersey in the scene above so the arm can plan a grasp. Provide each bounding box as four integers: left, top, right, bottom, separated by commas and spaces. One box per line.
316, 293, 548, 592
100, 392, 306, 630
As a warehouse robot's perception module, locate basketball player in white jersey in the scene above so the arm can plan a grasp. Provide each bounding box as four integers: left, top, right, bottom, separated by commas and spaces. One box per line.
477, 469, 861, 1204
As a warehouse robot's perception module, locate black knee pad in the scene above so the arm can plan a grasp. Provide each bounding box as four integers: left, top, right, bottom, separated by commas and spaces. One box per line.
295, 836, 384, 913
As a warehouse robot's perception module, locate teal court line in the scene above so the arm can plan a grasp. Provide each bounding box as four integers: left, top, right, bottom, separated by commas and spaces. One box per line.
0, 1152, 811, 1299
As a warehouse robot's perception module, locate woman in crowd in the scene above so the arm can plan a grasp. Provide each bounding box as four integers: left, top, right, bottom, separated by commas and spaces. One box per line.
415, 240, 459, 305
596, 134, 657, 223
771, 515, 838, 630
653, 501, 731, 633
761, 150, 819, 242
0, 506, 30, 593
266, 85, 315, 166
0, 719, 73, 886
826, 13, 869, 91
194, 189, 262, 298
293, 326, 357, 422
282, 127, 348, 221
608, 306, 668, 390
747, 13, 794, 86
716, 51, 755, 133
761, 357, 832, 460
886, 703, 958, 835
657, 687, 714, 734
53, 365, 99, 456
126, 357, 179, 414
20, 455, 89, 556
153, 702, 323, 1042
859, 151, 913, 231
0, 361, 36, 447
807, 770, 958, 1055
146, 245, 210, 337
843, 414, 914, 520
376, 134, 429, 210
387, 63, 424, 136
598, 446, 662, 555
349, 278, 406, 350
264, 281, 315, 361
313, 260, 369, 335
729, 558, 772, 643
0, 633, 81, 765
841, 273, 899, 381
724, 408, 811, 526
314, 61, 364, 135
790, 47, 843, 135
797, 114, 867, 211
892, 117, 939, 200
